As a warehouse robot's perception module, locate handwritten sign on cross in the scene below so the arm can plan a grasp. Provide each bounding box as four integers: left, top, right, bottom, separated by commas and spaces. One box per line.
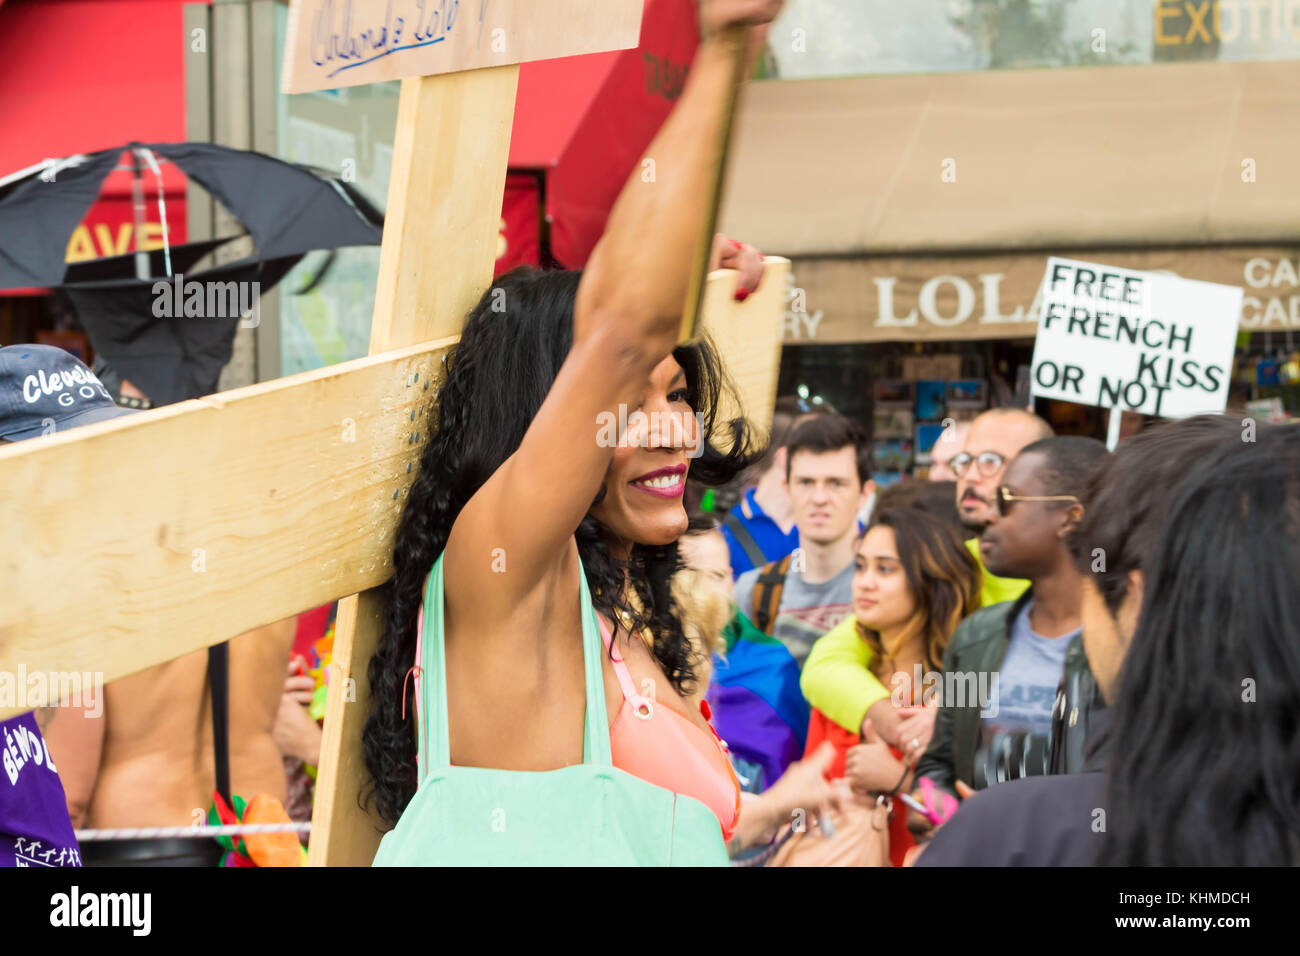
282, 0, 644, 92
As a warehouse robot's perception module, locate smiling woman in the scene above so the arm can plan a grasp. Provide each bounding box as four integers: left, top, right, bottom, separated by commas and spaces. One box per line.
362, 0, 787, 866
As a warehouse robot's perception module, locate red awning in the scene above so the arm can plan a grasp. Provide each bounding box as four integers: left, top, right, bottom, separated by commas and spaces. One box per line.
0, 0, 191, 295
0, 0, 188, 177
2, 0, 699, 282
508, 0, 699, 268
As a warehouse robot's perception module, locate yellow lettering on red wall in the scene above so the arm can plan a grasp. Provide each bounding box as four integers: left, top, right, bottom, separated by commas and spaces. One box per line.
64, 222, 168, 262
65, 226, 96, 262
141, 223, 165, 250
94, 223, 133, 256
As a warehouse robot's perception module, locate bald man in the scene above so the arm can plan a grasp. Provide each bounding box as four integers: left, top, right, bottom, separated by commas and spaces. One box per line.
952, 408, 1054, 606
927, 420, 970, 482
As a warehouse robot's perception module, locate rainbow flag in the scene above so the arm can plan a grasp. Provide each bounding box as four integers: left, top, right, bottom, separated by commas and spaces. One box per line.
706, 607, 809, 793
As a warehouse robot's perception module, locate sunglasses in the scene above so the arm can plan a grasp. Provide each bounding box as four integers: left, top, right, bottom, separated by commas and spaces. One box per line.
949, 450, 1006, 479
997, 485, 1080, 517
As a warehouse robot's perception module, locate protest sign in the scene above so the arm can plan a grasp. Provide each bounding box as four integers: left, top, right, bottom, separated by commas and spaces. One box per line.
1029, 257, 1242, 419
281, 0, 643, 93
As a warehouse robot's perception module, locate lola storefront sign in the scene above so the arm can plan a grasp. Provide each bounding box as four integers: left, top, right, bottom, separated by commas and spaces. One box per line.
787, 247, 1300, 344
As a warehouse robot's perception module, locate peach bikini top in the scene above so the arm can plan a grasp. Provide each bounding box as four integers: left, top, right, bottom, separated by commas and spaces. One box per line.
596, 614, 742, 843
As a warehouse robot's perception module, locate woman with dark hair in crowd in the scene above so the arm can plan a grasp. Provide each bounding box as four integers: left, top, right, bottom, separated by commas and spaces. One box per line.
801, 506, 982, 865
1101, 421, 1300, 865
917, 415, 1299, 866
361, 0, 786, 860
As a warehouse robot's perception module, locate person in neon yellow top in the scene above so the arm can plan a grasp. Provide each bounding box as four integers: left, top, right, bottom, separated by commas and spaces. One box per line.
803, 409, 1050, 740
966, 539, 1028, 607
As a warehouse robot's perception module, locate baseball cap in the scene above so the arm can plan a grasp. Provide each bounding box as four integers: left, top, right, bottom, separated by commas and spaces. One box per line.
0, 344, 137, 442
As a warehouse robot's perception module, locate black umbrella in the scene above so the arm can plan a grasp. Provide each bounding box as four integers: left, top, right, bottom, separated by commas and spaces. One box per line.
0, 142, 383, 403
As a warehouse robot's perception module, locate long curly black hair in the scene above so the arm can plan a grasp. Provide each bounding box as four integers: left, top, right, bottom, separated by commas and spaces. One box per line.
362, 267, 759, 827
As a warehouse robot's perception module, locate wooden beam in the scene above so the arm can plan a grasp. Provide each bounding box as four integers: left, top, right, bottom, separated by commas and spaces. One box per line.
303, 589, 385, 865
679, 27, 749, 344
309, 65, 521, 866
0, 256, 785, 739
703, 256, 789, 437
0, 338, 455, 719
370, 67, 519, 349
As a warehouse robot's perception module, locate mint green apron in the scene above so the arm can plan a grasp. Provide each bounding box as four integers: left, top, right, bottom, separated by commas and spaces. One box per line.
372, 553, 729, 866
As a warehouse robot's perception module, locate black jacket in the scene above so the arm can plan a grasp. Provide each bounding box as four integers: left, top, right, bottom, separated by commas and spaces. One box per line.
913, 590, 1098, 794
915, 707, 1112, 866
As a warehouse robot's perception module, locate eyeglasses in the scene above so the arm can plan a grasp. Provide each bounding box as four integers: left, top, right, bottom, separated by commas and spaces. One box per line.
949, 450, 1006, 479
997, 485, 1080, 517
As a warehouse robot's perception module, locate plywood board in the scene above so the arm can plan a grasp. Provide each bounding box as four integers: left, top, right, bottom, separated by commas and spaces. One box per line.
370, 66, 519, 348
282, 0, 643, 93
0, 338, 455, 720
701, 256, 788, 438
309, 64, 525, 865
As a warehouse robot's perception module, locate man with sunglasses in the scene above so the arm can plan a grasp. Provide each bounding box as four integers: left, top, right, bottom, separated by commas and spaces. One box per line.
950, 409, 1054, 608
910, 436, 1108, 824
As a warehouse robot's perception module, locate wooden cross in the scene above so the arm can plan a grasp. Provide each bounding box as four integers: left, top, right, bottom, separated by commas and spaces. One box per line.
0, 0, 788, 866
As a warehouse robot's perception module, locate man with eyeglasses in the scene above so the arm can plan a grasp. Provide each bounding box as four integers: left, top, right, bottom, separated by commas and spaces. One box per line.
925, 420, 968, 482
950, 409, 1054, 608
909, 436, 1108, 829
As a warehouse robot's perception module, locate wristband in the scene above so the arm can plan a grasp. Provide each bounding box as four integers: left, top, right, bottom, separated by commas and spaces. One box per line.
887, 762, 910, 796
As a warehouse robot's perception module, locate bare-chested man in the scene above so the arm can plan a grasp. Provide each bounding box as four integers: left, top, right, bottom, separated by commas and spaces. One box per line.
44, 621, 296, 833
1, 345, 300, 864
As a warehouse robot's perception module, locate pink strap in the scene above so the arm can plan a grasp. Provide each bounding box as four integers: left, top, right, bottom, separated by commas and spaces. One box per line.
414, 599, 425, 777
597, 614, 643, 706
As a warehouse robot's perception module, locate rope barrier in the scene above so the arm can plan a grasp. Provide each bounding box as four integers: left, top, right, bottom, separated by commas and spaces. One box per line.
75, 822, 312, 842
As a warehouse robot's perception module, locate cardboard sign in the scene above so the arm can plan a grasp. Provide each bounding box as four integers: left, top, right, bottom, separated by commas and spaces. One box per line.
282, 0, 644, 93
1030, 257, 1242, 418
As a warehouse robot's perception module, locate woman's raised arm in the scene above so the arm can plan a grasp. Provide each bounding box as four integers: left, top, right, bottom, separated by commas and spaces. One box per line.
445, 2, 782, 610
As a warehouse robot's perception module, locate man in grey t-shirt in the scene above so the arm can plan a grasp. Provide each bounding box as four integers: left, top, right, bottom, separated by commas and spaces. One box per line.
735, 559, 856, 669
948, 436, 1106, 791
974, 601, 1079, 785
913, 436, 1110, 804
733, 415, 872, 669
